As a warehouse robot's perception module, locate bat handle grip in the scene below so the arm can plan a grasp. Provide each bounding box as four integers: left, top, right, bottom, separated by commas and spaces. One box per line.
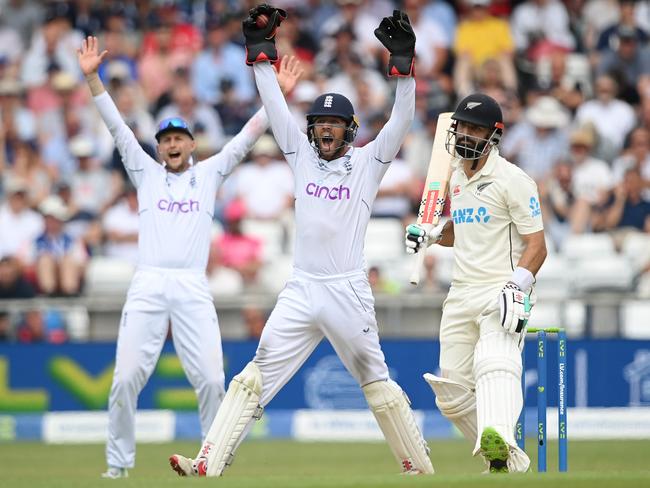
409, 248, 427, 285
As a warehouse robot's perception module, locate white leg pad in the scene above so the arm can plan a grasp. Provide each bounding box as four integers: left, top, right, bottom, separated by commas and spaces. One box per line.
423, 373, 477, 444
198, 362, 263, 477
363, 380, 434, 474
472, 331, 522, 456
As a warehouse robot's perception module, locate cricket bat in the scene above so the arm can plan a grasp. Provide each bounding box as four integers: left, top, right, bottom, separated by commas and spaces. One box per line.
409, 112, 454, 285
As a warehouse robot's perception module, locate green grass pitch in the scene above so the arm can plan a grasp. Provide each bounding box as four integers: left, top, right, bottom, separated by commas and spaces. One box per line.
2, 439, 649, 487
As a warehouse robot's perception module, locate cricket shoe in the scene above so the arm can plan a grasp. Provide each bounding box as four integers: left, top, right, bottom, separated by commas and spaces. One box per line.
169, 454, 207, 477
101, 467, 128, 479
480, 426, 509, 473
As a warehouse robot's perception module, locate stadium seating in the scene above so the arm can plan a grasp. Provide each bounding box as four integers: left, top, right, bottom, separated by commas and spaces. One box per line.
364, 218, 405, 265
242, 219, 286, 260
84, 257, 135, 296
621, 300, 650, 339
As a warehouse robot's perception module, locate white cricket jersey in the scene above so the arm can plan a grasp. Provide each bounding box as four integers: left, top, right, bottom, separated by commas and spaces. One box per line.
93, 92, 268, 271
254, 63, 415, 276
448, 148, 544, 286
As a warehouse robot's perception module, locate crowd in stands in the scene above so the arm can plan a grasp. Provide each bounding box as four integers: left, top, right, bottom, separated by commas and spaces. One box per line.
1, 0, 650, 341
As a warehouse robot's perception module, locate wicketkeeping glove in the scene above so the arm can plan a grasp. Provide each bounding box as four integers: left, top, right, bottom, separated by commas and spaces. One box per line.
498, 282, 532, 334
242, 3, 287, 65
405, 222, 444, 254
374, 10, 416, 77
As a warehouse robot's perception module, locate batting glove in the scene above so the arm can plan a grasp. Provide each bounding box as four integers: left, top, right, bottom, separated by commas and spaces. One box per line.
405, 222, 444, 254
374, 10, 416, 77
242, 4, 287, 65
498, 282, 532, 335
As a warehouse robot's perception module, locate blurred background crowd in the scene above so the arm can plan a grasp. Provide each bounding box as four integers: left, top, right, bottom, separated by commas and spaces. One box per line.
1, 0, 650, 342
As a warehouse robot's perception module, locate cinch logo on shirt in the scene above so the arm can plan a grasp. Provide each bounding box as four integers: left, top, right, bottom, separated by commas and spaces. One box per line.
452, 206, 491, 224
529, 196, 541, 217
305, 183, 351, 200
157, 199, 200, 213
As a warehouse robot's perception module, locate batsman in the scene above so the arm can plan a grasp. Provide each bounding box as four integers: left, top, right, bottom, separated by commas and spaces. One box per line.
405, 94, 547, 473
169, 4, 434, 477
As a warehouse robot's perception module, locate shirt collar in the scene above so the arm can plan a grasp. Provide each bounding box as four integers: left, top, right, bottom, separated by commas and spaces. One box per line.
317, 147, 354, 175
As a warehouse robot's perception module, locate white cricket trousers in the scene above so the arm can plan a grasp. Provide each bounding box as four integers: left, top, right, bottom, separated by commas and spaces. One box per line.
106, 266, 225, 468
254, 269, 389, 406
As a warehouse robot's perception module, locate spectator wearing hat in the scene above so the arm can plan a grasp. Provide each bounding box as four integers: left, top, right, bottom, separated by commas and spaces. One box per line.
576, 74, 637, 156
453, 0, 517, 98
33, 195, 87, 296
596, 24, 650, 104
0, 177, 44, 266
212, 199, 263, 287
102, 183, 139, 266
69, 135, 112, 210
3, 135, 51, 209
500, 95, 571, 180
191, 16, 255, 106
566, 125, 614, 232
232, 135, 294, 220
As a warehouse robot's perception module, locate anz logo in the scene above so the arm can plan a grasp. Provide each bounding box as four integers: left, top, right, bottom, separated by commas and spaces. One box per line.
529, 197, 541, 218
453, 206, 491, 224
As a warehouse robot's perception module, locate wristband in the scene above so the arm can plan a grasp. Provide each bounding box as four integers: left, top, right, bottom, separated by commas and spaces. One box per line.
510, 266, 534, 292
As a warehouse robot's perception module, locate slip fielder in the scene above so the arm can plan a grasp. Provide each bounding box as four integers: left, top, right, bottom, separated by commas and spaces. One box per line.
169, 5, 434, 477
78, 36, 302, 479
406, 93, 548, 473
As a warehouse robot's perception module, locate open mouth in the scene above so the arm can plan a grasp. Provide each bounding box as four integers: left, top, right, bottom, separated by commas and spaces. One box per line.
169, 152, 182, 160
321, 135, 334, 145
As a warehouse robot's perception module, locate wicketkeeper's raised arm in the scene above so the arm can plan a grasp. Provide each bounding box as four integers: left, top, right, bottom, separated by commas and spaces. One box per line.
79, 36, 149, 185
371, 10, 416, 163
243, 4, 303, 154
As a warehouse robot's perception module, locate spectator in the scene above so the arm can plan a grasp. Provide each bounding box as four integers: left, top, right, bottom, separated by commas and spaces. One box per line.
0, 256, 36, 299
157, 81, 225, 151
4, 138, 51, 208
500, 95, 571, 180
212, 199, 263, 287
536, 50, 591, 111
34, 195, 87, 296
596, 25, 650, 104
102, 183, 139, 266
242, 306, 266, 340
539, 159, 576, 249
232, 135, 294, 220
368, 265, 400, 294
599, 167, 650, 243
372, 155, 415, 220
20, 5, 83, 88
453, 0, 517, 98
596, 0, 648, 52
0, 9, 25, 79
0, 313, 10, 342
16, 309, 68, 344
612, 126, 650, 199
566, 125, 613, 232
206, 238, 244, 297
0, 79, 38, 162
0, 177, 44, 265
511, 0, 575, 62
576, 74, 636, 159
191, 17, 255, 106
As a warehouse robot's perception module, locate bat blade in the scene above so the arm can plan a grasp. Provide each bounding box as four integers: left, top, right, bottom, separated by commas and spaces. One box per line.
409, 112, 454, 285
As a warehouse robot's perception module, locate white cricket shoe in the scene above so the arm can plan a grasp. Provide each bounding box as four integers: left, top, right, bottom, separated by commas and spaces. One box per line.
101, 467, 128, 479
169, 454, 206, 477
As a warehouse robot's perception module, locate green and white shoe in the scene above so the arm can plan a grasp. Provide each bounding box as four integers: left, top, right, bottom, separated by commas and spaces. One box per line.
480, 427, 509, 473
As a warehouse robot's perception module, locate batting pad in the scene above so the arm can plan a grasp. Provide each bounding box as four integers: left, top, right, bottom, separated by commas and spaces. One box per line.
423, 373, 477, 444
363, 380, 435, 474
200, 361, 263, 477
472, 331, 522, 457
